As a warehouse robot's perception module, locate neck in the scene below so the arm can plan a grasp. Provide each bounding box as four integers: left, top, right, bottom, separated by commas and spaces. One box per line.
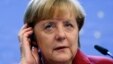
41, 54, 73, 64
44, 59, 72, 64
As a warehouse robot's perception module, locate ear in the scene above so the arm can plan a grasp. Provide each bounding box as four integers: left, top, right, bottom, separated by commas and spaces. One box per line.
31, 41, 38, 48
30, 37, 39, 50
30, 33, 38, 48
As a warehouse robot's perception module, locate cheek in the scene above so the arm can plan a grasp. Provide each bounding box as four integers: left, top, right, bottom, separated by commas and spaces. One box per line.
36, 31, 52, 45
68, 29, 78, 44
68, 30, 78, 55
37, 36, 52, 49
35, 33, 54, 55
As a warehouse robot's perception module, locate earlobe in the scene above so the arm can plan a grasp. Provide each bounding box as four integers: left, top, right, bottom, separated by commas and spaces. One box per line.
31, 41, 38, 48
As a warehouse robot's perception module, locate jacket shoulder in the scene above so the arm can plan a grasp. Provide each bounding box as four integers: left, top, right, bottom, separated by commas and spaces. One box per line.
88, 55, 113, 64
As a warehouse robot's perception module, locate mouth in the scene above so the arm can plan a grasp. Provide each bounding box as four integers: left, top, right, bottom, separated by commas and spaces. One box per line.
54, 46, 69, 50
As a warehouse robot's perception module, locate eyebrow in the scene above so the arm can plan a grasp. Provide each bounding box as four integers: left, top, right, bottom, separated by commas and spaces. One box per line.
63, 19, 76, 23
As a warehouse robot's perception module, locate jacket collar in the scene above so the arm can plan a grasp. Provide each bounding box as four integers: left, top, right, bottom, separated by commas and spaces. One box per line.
72, 49, 91, 64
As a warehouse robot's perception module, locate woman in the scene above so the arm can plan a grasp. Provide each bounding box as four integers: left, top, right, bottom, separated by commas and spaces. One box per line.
18, 0, 113, 64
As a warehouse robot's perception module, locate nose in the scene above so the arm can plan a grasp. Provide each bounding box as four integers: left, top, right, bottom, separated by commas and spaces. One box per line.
55, 27, 66, 42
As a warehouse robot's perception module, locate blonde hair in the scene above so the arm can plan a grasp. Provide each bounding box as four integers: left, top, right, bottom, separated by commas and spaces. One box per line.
24, 0, 85, 30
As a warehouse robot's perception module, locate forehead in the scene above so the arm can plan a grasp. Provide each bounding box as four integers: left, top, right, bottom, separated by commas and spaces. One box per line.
52, 8, 75, 21
37, 11, 76, 26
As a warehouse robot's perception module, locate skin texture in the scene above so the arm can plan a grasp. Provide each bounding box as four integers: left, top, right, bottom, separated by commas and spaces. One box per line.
18, 10, 79, 64
34, 10, 79, 64
18, 24, 39, 64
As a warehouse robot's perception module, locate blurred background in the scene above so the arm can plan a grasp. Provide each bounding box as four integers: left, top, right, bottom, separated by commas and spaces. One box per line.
0, 0, 113, 64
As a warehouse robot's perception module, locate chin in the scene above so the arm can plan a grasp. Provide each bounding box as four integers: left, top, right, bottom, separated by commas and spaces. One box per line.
53, 54, 72, 63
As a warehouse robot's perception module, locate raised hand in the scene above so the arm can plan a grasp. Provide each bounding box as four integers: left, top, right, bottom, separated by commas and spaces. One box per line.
18, 24, 40, 64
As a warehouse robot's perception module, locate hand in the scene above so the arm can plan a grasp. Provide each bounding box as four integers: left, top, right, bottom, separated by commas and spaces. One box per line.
18, 24, 40, 64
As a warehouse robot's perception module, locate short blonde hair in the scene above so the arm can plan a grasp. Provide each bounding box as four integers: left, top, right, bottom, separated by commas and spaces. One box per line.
24, 0, 85, 30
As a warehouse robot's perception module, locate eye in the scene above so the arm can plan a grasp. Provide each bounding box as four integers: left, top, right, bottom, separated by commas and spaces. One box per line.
64, 21, 73, 28
44, 22, 55, 30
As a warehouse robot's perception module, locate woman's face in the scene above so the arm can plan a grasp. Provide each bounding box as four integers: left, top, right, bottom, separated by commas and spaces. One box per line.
34, 11, 78, 63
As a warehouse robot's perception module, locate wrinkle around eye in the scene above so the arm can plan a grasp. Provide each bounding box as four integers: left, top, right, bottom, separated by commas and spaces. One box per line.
64, 22, 74, 29
44, 22, 55, 29
65, 23, 73, 28
63, 21, 77, 32
43, 22, 56, 33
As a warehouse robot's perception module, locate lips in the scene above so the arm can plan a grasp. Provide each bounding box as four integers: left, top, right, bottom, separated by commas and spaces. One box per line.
54, 46, 69, 50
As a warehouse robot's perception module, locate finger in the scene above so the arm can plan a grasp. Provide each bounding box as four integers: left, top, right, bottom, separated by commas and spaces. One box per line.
19, 28, 33, 50
32, 47, 40, 64
19, 24, 28, 35
18, 27, 32, 37
18, 23, 31, 37
20, 24, 27, 30
21, 30, 33, 51
18, 27, 32, 42
21, 30, 33, 48
19, 24, 38, 64
22, 30, 33, 38
20, 30, 33, 58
